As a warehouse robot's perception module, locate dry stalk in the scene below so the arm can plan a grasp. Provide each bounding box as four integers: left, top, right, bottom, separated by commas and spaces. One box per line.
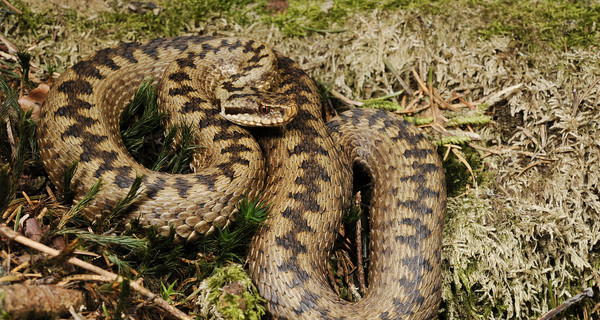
0, 224, 193, 320
538, 287, 594, 320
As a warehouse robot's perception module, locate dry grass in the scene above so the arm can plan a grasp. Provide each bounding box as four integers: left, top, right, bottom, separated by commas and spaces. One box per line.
2, 0, 600, 319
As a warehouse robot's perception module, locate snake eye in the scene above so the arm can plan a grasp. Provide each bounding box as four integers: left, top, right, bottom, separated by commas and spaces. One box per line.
260, 105, 270, 114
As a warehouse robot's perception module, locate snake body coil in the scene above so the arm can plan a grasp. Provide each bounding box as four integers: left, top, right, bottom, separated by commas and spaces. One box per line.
39, 36, 445, 319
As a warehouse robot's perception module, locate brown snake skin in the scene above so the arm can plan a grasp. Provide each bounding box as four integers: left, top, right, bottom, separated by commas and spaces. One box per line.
38, 36, 446, 319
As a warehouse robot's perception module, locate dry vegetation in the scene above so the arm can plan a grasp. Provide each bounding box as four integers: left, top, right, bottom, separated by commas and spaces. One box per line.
1, 0, 599, 319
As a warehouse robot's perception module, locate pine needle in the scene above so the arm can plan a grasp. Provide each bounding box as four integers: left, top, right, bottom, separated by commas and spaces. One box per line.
57, 178, 102, 229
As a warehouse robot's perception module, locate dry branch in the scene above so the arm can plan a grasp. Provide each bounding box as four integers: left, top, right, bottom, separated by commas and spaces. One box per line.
0, 284, 84, 318
538, 288, 594, 320
0, 224, 193, 320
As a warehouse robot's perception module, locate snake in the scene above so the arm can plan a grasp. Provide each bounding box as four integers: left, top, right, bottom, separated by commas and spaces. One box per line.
38, 36, 446, 319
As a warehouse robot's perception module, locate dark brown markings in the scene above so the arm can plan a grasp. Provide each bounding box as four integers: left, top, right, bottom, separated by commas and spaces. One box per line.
395, 218, 431, 249
379, 312, 391, 320
221, 81, 245, 92
381, 118, 398, 132
141, 38, 172, 59
275, 231, 307, 253
219, 38, 242, 51
85, 47, 122, 71
404, 148, 433, 158
397, 199, 433, 215
411, 162, 440, 174
174, 177, 192, 197
220, 144, 252, 154
300, 160, 330, 182
242, 63, 262, 72
248, 53, 269, 64
226, 93, 256, 101
367, 109, 387, 127
112, 41, 140, 64
392, 130, 424, 145
60, 124, 83, 139
182, 96, 207, 113
202, 42, 220, 54
89, 149, 119, 175
228, 154, 250, 166
61, 116, 99, 139
392, 297, 418, 316
292, 288, 321, 316
277, 257, 310, 286
194, 173, 216, 191
416, 185, 440, 198
325, 120, 342, 133
242, 40, 256, 53
57, 80, 93, 95
116, 166, 132, 177
162, 35, 211, 54
54, 99, 93, 117
281, 207, 314, 233
98, 150, 119, 167
168, 71, 191, 82
145, 177, 166, 199
289, 143, 329, 157
401, 256, 433, 273
215, 163, 235, 180
221, 106, 249, 115
168, 85, 196, 96
213, 129, 247, 142
175, 52, 197, 68
72, 61, 105, 79
115, 173, 134, 189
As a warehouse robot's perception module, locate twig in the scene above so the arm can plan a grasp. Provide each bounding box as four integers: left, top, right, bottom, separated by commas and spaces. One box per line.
517, 126, 547, 155
473, 83, 523, 107
411, 68, 456, 111
538, 287, 594, 320
0, 224, 193, 320
451, 148, 477, 190
517, 160, 552, 177
0, 34, 18, 53
0, 0, 22, 14
467, 143, 505, 155
396, 102, 430, 114
572, 78, 600, 117
452, 92, 476, 109
330, 89, 364, 106
354, 192, 366, 294
382, 56, 412, 96
0, 284, 84, 318
326, 263, 339, 295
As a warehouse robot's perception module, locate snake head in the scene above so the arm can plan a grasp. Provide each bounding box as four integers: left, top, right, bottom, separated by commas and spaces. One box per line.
219, 91, 298, 127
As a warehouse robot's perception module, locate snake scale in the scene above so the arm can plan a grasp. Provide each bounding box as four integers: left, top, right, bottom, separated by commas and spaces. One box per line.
38, 36, 446, 319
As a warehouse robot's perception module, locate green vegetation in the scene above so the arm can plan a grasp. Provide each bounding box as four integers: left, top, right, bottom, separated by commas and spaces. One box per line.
197, 264, 266, 320
5, 0, 599, 52
119, 80, 197, 174
477, 0, 600, 51
0, 77, 37, 214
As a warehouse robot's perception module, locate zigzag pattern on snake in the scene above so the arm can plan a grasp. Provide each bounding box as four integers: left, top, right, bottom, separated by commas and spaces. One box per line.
38, 36, 446, 319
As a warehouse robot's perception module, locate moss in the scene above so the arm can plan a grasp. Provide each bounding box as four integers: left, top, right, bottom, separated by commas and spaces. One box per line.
264, 0, 450, 37
476, 0, 600, 51
197, 264, 266, 320
439, 146, 482, 197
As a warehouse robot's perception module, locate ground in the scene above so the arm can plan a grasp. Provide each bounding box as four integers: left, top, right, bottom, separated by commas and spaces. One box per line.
1, 0, 599, 319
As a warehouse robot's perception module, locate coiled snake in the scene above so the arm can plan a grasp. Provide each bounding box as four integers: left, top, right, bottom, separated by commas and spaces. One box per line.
38, 36, 446, 319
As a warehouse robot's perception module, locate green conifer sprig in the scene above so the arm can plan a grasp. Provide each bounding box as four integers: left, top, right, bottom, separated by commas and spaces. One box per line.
200, 198, 269, 270
445, 115, 491, 127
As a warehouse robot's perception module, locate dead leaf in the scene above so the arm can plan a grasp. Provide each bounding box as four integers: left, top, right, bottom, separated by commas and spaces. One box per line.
18, 83, 49, 120
266, 0, 288, 14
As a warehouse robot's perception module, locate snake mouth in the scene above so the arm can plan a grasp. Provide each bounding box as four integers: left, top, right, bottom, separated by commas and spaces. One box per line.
220, 95, 298, 127
221, 105, 296, 127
